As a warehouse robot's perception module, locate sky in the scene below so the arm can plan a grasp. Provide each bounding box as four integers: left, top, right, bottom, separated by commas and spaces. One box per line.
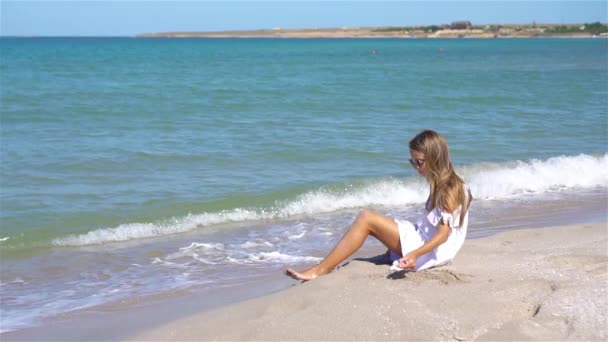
1, 1, 607, 36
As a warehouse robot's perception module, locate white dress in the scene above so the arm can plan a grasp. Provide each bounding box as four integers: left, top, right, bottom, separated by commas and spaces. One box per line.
390, 188, 470, 271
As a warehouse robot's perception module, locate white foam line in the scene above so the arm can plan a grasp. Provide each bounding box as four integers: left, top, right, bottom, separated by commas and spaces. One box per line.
51, 153, 607, 247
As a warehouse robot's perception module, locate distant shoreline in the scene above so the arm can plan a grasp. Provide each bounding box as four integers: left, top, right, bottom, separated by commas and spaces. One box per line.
137, 23, 608, 39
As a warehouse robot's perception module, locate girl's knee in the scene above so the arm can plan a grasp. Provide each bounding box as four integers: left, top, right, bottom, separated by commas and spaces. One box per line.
357, 208, 374, 222
356, 209, 380, 229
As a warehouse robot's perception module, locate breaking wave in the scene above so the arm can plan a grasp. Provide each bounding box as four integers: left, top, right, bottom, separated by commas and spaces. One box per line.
52, 153, 607, 247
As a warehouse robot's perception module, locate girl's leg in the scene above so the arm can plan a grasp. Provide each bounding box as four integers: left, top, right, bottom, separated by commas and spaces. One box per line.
285, 209, 402, 281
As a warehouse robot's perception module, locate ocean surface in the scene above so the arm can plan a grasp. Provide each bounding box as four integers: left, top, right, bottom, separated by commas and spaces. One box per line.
1, 37, 607, 332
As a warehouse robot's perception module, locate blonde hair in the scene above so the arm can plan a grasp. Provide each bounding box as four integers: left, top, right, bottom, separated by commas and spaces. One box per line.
409, 130, 471, 223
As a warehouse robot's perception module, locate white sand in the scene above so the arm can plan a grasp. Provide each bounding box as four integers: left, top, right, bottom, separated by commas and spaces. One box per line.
131, 222, 607, 341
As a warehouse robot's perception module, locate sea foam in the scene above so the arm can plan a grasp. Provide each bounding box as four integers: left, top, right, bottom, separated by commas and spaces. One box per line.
52, 153, 607, 247
466, 153, 608, 199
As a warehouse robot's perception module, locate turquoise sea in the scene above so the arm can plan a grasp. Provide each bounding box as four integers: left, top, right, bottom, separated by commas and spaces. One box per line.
1, 38, 607, 332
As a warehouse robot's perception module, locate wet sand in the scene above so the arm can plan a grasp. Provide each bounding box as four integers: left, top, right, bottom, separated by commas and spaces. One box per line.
129, 222, 608, 341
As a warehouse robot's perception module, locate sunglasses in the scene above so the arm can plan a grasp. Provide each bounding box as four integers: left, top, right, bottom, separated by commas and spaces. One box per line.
409, 158, 425, 169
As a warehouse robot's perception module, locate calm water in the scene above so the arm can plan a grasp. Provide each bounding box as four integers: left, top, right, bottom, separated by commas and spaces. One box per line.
1, 38, 607, 332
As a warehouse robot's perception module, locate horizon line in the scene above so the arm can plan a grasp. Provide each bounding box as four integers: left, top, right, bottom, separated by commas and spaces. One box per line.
2, 21, 606, 38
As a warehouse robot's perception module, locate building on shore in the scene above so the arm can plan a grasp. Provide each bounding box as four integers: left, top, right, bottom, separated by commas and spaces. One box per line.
450, 21, 472, 30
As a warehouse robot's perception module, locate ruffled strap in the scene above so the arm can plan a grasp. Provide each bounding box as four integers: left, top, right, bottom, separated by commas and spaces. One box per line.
440, 210, 455, 228
425, 206, 459, 228
425, 185, 471, 229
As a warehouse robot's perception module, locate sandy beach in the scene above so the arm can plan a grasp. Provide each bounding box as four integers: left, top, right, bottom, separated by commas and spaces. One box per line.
131, 222, 608, 341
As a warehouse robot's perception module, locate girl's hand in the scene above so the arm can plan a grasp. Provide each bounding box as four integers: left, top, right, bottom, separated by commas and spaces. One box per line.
398, 253, 417, 270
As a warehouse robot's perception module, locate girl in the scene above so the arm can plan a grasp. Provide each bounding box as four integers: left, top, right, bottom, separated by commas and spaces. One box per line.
285, 130, 472, 281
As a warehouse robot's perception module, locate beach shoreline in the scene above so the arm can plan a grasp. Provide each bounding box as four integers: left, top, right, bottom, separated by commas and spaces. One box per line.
4, 219, 606, 341
129, 221, 608, 341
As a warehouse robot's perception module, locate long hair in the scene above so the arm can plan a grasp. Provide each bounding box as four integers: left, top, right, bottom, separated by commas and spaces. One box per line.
409, 130, 471, 222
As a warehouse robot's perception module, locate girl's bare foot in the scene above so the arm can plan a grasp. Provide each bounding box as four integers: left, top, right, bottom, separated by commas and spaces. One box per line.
284, 266, 328, 281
